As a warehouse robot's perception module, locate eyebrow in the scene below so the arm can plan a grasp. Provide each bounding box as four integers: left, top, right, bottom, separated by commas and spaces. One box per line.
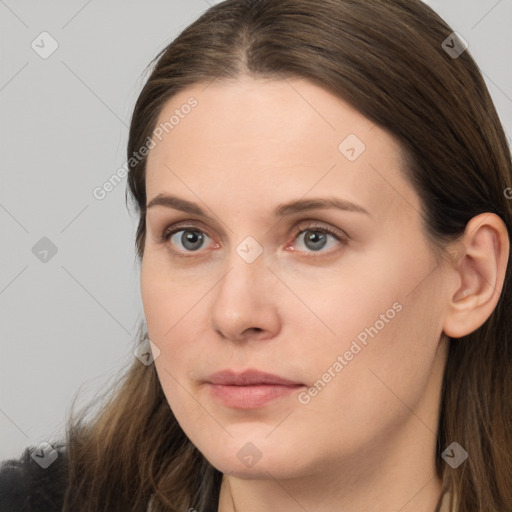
146, 193, 371, 219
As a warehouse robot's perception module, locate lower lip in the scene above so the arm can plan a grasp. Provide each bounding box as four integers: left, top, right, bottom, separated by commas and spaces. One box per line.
206, 383, 303, 409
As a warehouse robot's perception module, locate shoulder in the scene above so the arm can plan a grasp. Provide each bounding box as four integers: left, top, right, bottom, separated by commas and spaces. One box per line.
0, 443, 68, 512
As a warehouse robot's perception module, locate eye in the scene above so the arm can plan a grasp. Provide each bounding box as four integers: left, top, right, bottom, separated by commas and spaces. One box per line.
161, 226, 217, 256
289, 222, 348, 255
160, 221, 348, 257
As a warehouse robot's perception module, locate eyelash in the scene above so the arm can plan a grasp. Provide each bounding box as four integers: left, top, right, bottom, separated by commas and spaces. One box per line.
159, 221, 348, 259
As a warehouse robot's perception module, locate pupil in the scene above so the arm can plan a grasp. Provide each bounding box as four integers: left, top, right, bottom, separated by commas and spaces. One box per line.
305, 231, 326, 250
182, 230, 203, 251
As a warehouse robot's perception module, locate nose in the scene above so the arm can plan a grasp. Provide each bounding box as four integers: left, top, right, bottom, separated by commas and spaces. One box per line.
210, 244, 281, 343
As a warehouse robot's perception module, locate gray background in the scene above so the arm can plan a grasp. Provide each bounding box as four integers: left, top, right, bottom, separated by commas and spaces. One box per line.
1, 0, 511, 461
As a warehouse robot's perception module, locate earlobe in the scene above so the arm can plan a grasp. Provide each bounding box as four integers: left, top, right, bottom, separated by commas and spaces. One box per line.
443, 213, 510, 339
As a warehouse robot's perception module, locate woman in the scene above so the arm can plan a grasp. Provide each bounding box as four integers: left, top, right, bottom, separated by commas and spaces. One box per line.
1, 0, 510, 511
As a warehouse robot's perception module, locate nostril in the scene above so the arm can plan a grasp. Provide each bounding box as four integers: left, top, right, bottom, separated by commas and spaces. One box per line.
243, 327, 264, 337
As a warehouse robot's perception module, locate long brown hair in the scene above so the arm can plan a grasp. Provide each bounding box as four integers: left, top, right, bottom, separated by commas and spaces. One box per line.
61, 1, 512, 511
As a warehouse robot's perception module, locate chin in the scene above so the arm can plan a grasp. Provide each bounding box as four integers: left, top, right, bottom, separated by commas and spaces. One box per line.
202, 442, 309, 481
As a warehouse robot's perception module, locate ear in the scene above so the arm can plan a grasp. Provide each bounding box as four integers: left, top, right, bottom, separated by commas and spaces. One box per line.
443, 213, 510, 339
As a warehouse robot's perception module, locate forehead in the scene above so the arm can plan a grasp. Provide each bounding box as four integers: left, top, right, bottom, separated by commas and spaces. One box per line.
145, 77, 419, 218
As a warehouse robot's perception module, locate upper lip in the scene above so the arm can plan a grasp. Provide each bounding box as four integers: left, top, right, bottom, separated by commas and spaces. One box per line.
205, 369, 303, 386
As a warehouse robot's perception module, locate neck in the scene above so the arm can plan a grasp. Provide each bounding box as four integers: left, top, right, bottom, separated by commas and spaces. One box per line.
217, 417, 450, 512
218, 471, 450, 512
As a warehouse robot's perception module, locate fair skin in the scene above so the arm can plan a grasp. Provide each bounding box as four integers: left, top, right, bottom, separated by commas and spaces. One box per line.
141, 77, 509, 512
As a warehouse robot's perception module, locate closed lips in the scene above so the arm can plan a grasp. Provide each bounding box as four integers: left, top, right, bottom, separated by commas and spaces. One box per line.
205, 369, 303, 386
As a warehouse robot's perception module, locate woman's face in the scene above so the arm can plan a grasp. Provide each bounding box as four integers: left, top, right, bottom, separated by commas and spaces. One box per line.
141, 77, 450, 482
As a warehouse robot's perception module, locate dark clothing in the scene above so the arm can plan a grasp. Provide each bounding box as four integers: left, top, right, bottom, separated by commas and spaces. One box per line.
0, 446, 68, 512
0, 444, 223, 512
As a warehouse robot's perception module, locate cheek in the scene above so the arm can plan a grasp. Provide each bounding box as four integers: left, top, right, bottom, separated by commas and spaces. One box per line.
284, 299, 441, 465
282, 255, 403, 363
140, 262, 169, 341
140, 253, 199, 341
290, 240, 441, 409
319, 271, 441, 424
140, 256, 206, 394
